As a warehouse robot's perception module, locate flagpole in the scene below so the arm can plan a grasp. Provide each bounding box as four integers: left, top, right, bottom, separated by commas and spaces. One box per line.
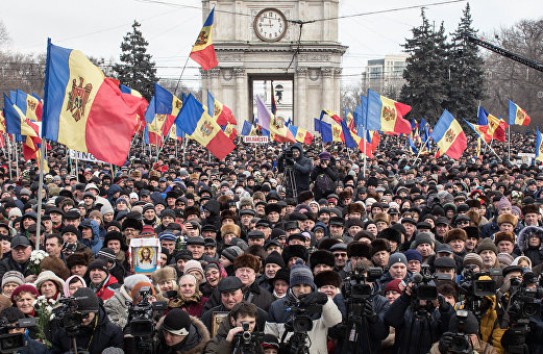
35, 140, 47, 251
13, 135, 19, 178
6, 135, 12, 180
175, 137, 178, 158
174, 56, 191, 97
362, 125, 367, 179
182, 137, 189, 163
508, 125, 511, 160
413, 136, 431, 166
479, 135, 502, 162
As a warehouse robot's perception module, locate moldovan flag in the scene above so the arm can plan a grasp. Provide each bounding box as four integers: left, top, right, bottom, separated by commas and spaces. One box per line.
289, 125, 314, 144
508, 100, 531, 126
176, 94, 234, 160
42, 40, 139, 166
145, 84, 182, 147
256, 96, 296, 143
536, 129, 543, 163
430, 110, 467, 160
120, 84, 148, 133
207, 91, 236, 126
241, 121, 253, 136
0, 111, 5, 148
14, 90, 42, 121
477, 106, 506, 142
366, 89, 411, 135
322, 109, 342, 124
190, 7, 218, 70
222, 123, 237, 141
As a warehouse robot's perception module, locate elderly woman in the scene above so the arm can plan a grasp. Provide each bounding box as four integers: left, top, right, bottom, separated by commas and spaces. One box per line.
201, 261, 227, 297
169, 274, 208, 317
62, 275, 87, 297
151, 266, 178, 298
11, 284, 39, 317
34, 271, 65, 301
0, 271, 24, 311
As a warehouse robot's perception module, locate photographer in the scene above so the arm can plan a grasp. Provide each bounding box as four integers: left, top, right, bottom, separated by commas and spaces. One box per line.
0, 307, 47, 354
264, 262, 342, 353
277, 144, 313, 195
50, 287, 123, 354
310, 151, 339, 201
204, 301, 266, 354
154, 308, 210, 354
384, 274, 454, 354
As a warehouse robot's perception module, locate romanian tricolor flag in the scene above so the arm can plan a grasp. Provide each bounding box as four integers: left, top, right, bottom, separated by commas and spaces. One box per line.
207, 91, 236, 126
331, 123, 344, 143
120, 84, 149, 133
14, 90, 42, 122
256, 96, 296, 143
536, 129, 543, 163
190, 7, 218, 70
0, 111, 5, 149
366, 89, 411, 135
289, 125, 314, 145
367, 130, 380, 152
222, 123, 237, 141
508, 100, 531, 126
321, 109, 342, 124
3, 95, 43, 162
176, 94, 234, 160
42, 40, 139, 166
145, 84, 182, 147
430, 110, 467, 160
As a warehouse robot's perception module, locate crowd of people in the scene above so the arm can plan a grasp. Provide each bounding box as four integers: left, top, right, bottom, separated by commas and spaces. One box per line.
0, 133, 541, 354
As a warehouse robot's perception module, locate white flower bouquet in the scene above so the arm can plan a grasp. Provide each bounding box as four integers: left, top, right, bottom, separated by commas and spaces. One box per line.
28, 250, 49, 275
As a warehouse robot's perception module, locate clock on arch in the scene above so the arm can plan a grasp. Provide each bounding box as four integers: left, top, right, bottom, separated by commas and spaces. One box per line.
253, 8, 288, 43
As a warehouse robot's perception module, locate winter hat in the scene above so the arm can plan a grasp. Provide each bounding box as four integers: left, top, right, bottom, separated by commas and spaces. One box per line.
476, 238, 498, 255
373, 212, 390, 225
463, 253, 483, 269
281, 245, 309, 265
174, 250, 193, 262
497, 252, 514, 267
388, 253, 408, 268
378, 228, 402, 244
511, 255, 532, 269
87, 259, 109, 274
497, 197, 512, 212
385, 278, 403, 294
61, 225, 81, 238
497, 213, 518, 227
123, 274, 150, 292
1, 271, 24, 288
314, 270, 342, 289
463, 226, 480, 239
97, 248, 117, 262
233, 254, 260, 273
161, 308, 191, 335
130, 281, 156, 302
414, 233, 434, 248
66, 252, 92, 269
289, 262, 315, 290
62, 275, 87, 297
261, 333, 280, 351
221, 246, 244, 263
151, 266, 177, 284
11, 284, 38, 302
101, 205, 114, 216
404, 249, 422, 263
347, 242, 372, 259
264, 251, 286, 268
34, 270, 65, 291
309, 250, 335, 271
494, 231, 515, 245
370, 239, 390, 256
183, 260, 205, 280
449, 311, 479, 335
444, 228, 467, 243
221, 224, 241, 237
74, 287, 100, 313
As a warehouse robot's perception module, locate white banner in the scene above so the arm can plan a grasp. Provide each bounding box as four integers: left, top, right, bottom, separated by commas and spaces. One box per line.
243, 136, 269, 144
68, 150, 106, 163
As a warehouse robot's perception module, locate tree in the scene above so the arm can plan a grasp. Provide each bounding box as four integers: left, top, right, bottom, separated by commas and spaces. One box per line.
400, 9, 448, 123
447, 3, 486, 120
113, 21, 157, 101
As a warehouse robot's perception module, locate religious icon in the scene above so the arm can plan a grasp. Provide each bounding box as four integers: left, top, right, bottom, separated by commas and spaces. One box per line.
130, 238, 161, 274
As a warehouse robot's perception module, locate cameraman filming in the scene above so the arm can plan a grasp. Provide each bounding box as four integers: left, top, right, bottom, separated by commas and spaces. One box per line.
0, 307, 47, 354
265, 262, 342, 353
50, 287, 123, 354
277, 144, 313, 196
204, 301, 267, 354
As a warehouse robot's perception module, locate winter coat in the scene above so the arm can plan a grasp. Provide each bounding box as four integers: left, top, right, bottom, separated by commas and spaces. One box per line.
265, 292, 342, 354
16, 335, 48, 354
277, 143, 313, 193
103, 286, 131, 329
203, 315, 264, 354
243, 281, 274, 312
154, 315, 210, 354
428, 339, 498, 354
50, 306, 123, 354
169, 295, 208, 317
78, 219, 103, 254
516, 225, 543, 266
201, 303, 268, 333
91, 275, 121, 301
0, 256, 32, 279
384, 293, 453, 354
310, 162, 339, 200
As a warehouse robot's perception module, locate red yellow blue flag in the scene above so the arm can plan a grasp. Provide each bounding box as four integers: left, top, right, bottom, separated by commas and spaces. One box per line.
190, 7, 218, 70
288, 125, 314, 145
256, 96, 296, 143
222, 123, 237, 141
145, 84, 182, 147
42, 40, 140, 166
508, 100, 530, 126
207, 91, 236, 126
366, 89, 411, 135
120, 84, 149, 133
14, 90, 42, 122
176, 94, 234, 160
477, 106, 506, 142
430, 110, 467, 160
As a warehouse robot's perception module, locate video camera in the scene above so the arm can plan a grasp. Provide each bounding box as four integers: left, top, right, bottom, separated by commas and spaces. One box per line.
445, 310, 474, 354
125, 286, 167, 337
459, 268, 498, 319
55, 297, 86, 336
0, 318, 35, 354
234, 321, 264, 353
411, 265, 438, 301
507, 273, 542, 323
286, 297, 323, 333
344, 266, 382, 302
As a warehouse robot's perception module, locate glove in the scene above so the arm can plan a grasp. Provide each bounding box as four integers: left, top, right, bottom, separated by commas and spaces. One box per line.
363, 301, 378, 323
438, 332, 454, 354
301, 292, 328, 306
286, 158, 295, 165
438, 295, 451, 312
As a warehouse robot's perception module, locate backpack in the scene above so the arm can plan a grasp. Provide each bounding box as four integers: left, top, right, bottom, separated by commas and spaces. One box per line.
315, 172, 336, 194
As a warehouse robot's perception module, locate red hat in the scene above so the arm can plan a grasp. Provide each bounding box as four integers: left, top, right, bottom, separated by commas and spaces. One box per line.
384, 278, 403, 294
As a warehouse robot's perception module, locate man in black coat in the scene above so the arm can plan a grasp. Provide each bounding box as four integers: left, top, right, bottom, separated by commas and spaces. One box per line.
50, 287, 123, 354
278, 143, 313, 195
0, 236, 34, 282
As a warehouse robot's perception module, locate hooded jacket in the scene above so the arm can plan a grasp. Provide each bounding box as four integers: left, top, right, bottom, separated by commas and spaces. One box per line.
80, 219, 104, 254
202, 199, 221, 230
277, 143, 313, 193
517, 225, 543, 266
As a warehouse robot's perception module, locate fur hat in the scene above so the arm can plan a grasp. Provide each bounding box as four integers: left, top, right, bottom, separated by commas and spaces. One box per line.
230, 253, 259, 274
494, 231, 515, 245
497, 213, 518, 227
444, 228, 467, 243
463, 253, 483, 269
34, 270, 65, 291
40, 256, 70, 280
522, 204, 540, 216
151, 266, 177, 284
122, 217, 143, 231
317, 238, 341, 251
264, 251, 286, 268
370, 238, 390, 256
476, 238, 498, 255
347, 242, 372, 259
282, 245, 309, 264
373, 212, 390, 225
378, 228, 402, 244
346, 202, 365, 215
66, 252, 92, 270
221, 224, 241, 237
297, 191, 314, 204
314, 270, 342, 289
221, 210, 238, 223
309, 250, 335, 271
463, 226, 480, 239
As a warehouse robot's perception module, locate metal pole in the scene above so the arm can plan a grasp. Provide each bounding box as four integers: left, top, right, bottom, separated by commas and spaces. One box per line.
479, 135, 502, 162
175, 137, 178, 158
362, 125, 367, 179
174, 56, 191, 97
413, 136, 431, 166
508, 125, 511, 160
13, 135, 19, 178
35, 141, 47, 250
182, 136, 189, 163
6, 135, 12, 180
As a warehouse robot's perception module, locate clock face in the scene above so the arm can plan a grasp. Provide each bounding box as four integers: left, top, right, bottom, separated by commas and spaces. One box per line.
253, 8, 287, 43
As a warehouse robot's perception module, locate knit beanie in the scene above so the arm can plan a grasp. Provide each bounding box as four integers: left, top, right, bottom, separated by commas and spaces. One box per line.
496, 197, 512, 212
404, 249, 422, 263
463, 253, 483, 269
476, 238, 498, 255
124, 274, 151, 292
414, 233, 435, 248
289, 262, 316, 290
385, 278, 403, 294
87, 259, 109, 274
221, 246, 244, 263
161, 308, 191, 335
73, 287, 99, 313
1, 271, 24, 288
264, 251, 286, 268
183, 260, 204, 280
497, 252, 514, 267
11, 284, 39, 303
388, 253, 408, 268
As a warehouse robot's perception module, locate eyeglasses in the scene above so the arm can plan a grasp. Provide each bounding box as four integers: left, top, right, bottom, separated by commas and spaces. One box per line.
334, 253, 347, 258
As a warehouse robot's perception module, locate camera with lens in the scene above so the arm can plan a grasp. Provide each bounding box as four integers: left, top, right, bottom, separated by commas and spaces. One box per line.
125, 286, 167, 337
61, 243, 77, 256
55, 297, 85, 336
507, 273, 542, 322
284, 150, 295, 166
459, 269, 498, 318
345, 266, 382, 302
234, 321, 264, 352
446, 310, 474, 354
0, 318, 35, 354
286, 297, 323, 333
412, 265, 438, 301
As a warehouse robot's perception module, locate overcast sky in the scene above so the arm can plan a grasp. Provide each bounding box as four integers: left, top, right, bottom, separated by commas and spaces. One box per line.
2, 0, 542, 88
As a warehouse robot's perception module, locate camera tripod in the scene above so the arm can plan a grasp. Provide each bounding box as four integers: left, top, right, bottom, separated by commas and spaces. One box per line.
344, 302, 373, 354
284, 164, 298, 200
